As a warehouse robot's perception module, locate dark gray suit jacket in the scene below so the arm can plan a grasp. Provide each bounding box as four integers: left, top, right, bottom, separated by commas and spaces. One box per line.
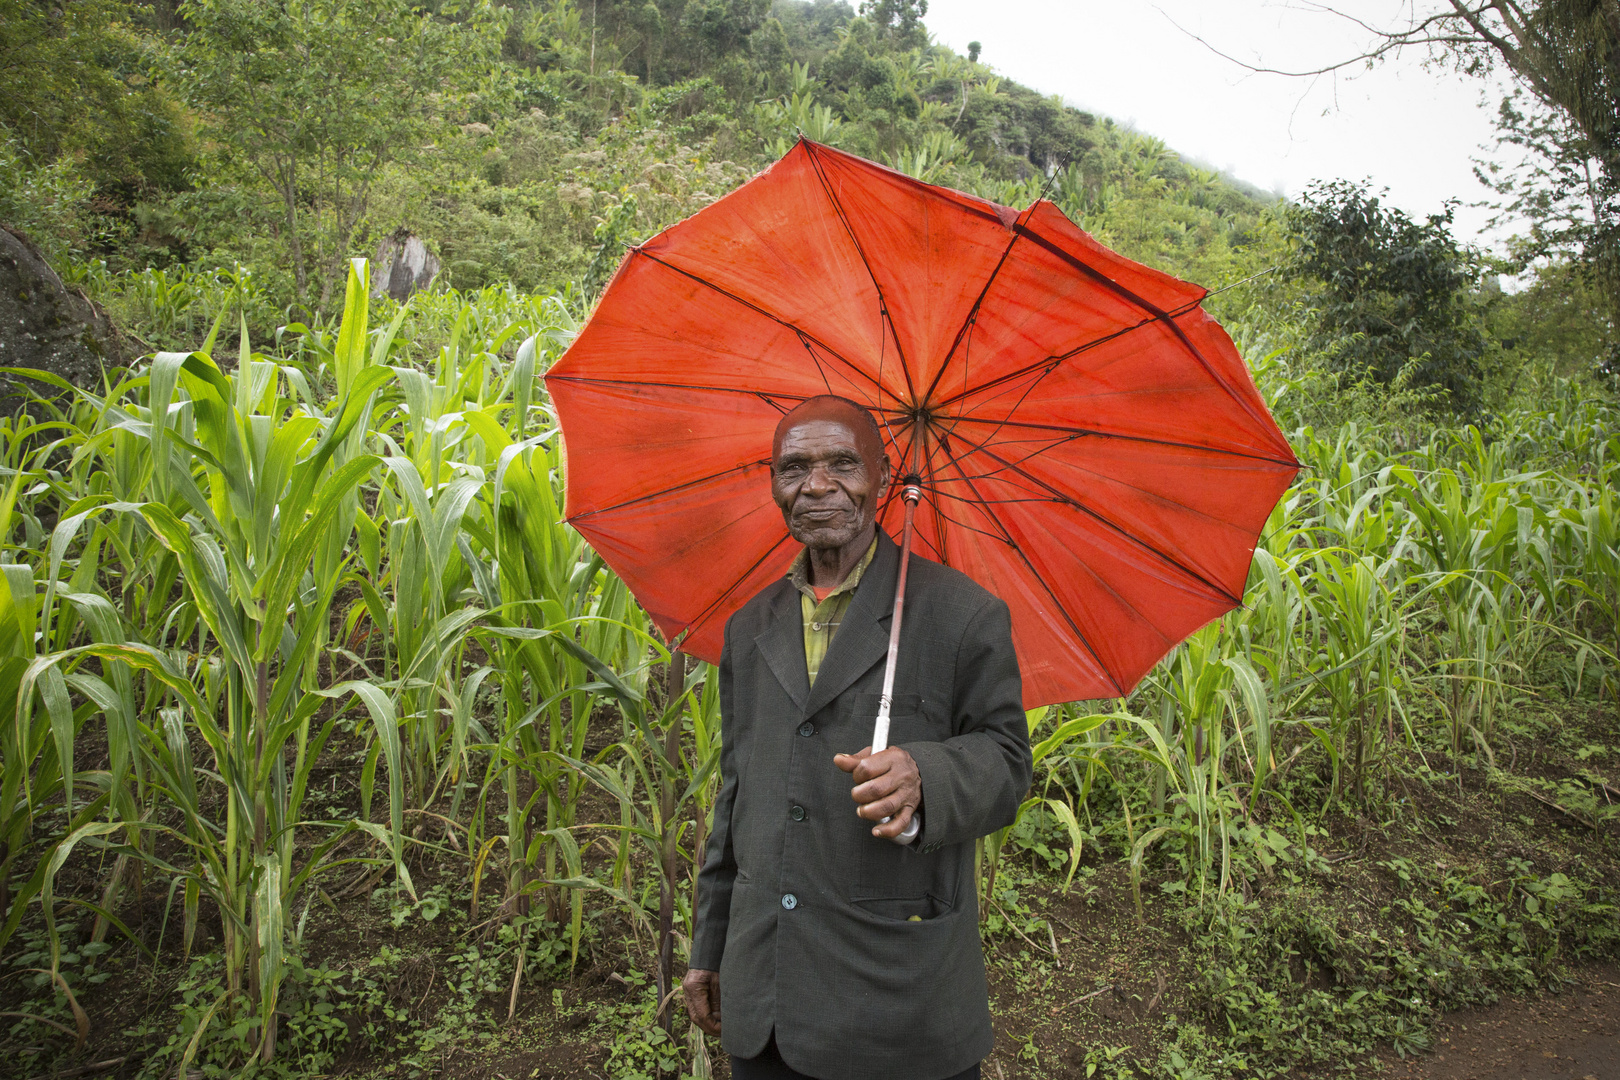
692, 529, 1033, 1080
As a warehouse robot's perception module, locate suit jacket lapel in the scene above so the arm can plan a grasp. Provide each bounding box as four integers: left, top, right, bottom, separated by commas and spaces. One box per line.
754, 581, 810, 712
803, 529, 899, 719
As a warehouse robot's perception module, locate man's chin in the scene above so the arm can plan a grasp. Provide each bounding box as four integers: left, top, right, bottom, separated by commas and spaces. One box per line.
789, 523, 864, 550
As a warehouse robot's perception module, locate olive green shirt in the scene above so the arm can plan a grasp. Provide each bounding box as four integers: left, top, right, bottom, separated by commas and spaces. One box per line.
787, 537, 879, 687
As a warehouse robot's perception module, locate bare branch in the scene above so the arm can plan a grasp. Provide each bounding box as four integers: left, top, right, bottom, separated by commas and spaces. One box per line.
1156, 1, 1496, 79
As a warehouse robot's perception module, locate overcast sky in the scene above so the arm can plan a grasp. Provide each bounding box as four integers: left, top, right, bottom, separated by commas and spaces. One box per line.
922, 0, 1519, 249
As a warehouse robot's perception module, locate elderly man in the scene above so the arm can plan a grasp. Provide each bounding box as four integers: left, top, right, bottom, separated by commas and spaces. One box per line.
682, 395, 1033, 1080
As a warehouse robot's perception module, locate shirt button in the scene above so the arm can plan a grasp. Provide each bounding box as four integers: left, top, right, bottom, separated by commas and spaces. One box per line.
810, 621, 823, 631
790, 805, 805, 821
798, 722, 814, 737
781, 893, 799, 910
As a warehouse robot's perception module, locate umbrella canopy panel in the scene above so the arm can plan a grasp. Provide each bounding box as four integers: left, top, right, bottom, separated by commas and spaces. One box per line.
547, 139, 1298, 708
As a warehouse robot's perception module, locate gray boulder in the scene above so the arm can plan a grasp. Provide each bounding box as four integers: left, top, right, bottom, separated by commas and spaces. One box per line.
0, 226, 123, 414
372, 233, 441, 302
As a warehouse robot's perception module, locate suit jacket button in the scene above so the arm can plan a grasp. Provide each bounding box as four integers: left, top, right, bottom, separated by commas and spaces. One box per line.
797, 721, 814, 737
781, 893, 799, 910
789, 805, 805, 821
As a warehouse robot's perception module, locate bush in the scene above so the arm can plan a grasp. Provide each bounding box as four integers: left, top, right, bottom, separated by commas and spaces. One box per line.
1285, 180, 1497, 415
0, 138, 95, 265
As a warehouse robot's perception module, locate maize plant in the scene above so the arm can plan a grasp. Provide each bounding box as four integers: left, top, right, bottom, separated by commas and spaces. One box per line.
6, 263, 417, 1062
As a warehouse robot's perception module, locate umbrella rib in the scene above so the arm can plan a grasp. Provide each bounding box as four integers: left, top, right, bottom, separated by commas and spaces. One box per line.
630, 248, 893, 401
873, 416, 918, 525
930, 298, 1202, 413
548, 376, 869, 424
681, 530, 801, 644
567, 459, 769, 521
942, 414, 1301, 468
946, 426, 1243, 606
798, 330, 837, 397
931, 433, 1126, 697
948, 437, 1275, 542
1004, 222, 1275, 434
918, 198, 1044, 407
803, 141, 919, 404
915, 484, 1017, 545
924, 422, 950, 565
547, 374, 821, 403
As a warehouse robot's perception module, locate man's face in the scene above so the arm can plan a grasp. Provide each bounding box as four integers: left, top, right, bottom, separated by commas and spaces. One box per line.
771, 417, 889, 551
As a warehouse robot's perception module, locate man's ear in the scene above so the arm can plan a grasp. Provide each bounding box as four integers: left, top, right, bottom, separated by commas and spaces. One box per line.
876, 455, 891, 498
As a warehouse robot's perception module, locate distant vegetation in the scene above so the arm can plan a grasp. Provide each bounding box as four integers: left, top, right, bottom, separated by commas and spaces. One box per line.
0, 1, 1281, 309
4, 1, 1609, 398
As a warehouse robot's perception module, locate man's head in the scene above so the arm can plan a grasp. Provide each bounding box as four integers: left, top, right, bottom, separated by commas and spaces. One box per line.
771, 396, 890, 554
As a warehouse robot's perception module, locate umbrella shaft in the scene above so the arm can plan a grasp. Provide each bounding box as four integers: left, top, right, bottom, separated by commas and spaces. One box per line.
872, 484, 922, 754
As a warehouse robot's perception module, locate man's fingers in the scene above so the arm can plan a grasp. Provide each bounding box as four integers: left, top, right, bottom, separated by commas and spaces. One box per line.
684, 991, 709, 1032
682, 969, 722, 1037
870, 803, 915, 839
841, 747, 904, 784
843, 746, 920, 832
856, 790, 913, 822
704, 977, 722, 1036
849, 769, 902, 806
849, 749, 900, 784
833, 746, 874, 774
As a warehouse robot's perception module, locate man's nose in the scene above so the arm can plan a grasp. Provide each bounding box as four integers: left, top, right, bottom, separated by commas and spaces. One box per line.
803, 464, 838, 494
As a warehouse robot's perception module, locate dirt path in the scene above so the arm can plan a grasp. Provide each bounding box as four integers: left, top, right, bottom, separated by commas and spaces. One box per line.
1393, 966, 1620, 1080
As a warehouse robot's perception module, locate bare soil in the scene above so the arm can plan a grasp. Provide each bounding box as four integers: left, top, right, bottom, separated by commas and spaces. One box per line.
1396, 966, 1620, 1080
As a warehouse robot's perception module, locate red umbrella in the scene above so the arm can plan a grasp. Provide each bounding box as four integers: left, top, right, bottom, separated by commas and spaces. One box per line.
545, 139, 1299, 708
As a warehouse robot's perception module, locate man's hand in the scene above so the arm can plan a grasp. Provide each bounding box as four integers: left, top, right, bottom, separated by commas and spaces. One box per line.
682, 967, 721, 1036
834, 746, 921, 839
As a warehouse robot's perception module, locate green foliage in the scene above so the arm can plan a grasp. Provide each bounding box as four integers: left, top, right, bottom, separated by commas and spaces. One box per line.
9, 0, 1292, 324
0, 0, 193, 192
175, 0, 505, 306
0, 138, 96, 265
1186, 853, 1619, 1074
0, 259, 1615, 1076
1284, 180, 1496, 414
1488, 258, 1612, 377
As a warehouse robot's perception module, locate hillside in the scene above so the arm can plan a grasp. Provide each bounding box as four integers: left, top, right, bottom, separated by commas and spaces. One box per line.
1, 0, 1282, 318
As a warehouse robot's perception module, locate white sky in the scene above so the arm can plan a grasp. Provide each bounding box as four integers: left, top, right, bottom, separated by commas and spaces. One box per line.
922, 0, 1519, 250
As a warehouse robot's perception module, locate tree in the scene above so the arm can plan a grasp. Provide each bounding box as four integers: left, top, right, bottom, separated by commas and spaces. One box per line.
177, 0, 503, 308
860, 0, 929, 49
1181, 0, 1619, 369
0, 1, 194, 208
1, 0, 135, 159
1285, 180, 1494, 413
1476, 91, 1617, 368
1480, 91, 1607, 259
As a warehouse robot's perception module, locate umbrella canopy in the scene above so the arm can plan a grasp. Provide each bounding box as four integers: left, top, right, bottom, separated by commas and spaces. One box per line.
545, 139, 1299, 708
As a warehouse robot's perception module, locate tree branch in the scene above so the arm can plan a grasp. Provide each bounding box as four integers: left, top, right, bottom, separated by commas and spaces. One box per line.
1156, 1, 1492, 78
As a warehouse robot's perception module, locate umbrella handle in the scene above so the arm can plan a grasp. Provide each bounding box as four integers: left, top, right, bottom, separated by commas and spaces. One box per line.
873, 478, 923, 845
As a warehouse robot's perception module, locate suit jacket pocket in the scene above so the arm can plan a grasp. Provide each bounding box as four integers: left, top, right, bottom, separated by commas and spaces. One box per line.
889, 712, 946, 745
833, 690, 924, 750
851, 893, 953, 922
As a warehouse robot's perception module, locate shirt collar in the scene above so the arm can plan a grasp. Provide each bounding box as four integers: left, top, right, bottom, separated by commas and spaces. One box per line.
788, 535, 879, 603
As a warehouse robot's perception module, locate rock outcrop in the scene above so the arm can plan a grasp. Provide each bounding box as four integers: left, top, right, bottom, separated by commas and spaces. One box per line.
0, 226, 123, 415
372, 233, 441, 302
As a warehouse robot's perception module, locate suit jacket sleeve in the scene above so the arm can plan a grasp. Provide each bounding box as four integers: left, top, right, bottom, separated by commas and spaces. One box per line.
902, 595, 1032, 850
690, 620, 739, 970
